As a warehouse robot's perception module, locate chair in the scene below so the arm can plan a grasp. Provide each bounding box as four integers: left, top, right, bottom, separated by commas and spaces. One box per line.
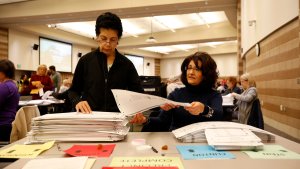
10, 105, 40, 143
247, 98, 264, 129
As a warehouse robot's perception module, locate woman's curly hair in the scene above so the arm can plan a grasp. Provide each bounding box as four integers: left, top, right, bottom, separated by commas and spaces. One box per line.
180, 52, 219, 90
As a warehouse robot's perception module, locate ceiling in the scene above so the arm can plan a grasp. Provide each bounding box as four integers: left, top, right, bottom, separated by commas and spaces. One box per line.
0, 0, 238, 57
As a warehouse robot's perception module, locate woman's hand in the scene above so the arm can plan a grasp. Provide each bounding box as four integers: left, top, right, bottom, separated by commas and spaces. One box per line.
160, 103, 178, 111
130, 112, 147, 124
184, 101, 205, 115
76, 101, 92, 114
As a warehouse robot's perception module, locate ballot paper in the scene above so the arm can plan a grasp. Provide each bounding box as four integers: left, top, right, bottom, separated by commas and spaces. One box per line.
27, 112, 129, 143
222, 94, 234, 106
172, 122, 275, 150
205, 128, 264, 150
112, 89, 190, 116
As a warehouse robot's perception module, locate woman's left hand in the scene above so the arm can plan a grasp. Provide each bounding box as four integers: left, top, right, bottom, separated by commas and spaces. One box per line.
184, 101, 205, 115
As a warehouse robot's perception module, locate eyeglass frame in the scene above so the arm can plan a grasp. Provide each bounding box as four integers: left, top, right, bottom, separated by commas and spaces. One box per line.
97, 35, 119, 45
186, 66, 202, 72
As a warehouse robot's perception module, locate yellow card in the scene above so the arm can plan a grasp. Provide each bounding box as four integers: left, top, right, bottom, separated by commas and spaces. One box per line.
110, 156, 184, 169
30, 89, 39, 94
0, 141, 55, 158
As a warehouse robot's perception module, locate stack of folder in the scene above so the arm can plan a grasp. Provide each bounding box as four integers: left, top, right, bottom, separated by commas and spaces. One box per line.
27, 112, 129, 143
172, 122, 275, 150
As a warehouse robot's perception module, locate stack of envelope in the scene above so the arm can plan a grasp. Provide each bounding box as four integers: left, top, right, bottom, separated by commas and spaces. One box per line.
27, 112, 129, 143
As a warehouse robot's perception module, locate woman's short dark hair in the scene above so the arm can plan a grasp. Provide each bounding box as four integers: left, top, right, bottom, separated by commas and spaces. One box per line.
95, 12, 123, 38
0, 59, 16, 79
180, 52, 218, 90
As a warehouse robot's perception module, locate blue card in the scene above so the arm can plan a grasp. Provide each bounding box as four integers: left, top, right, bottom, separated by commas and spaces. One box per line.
176, 145, 235, 160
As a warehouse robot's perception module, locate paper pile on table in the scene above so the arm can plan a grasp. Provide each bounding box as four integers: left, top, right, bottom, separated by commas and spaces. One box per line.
172, 122, 275, 150
27, 112, 129, 143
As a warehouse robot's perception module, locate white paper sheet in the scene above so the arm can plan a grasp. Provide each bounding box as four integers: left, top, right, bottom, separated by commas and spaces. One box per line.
205, 128, 264, 150
42, 90, 54, 100
22, 157, 89, 169
112, 89, 190, 116
222, 94, 234, 106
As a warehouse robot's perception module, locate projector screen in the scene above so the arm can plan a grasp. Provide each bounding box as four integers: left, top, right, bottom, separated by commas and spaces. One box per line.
39, 37, 72, 72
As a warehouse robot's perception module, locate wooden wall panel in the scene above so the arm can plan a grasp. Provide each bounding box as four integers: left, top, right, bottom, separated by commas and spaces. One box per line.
0, 27, 8, 60
244, 18, 300, 140
155, 58, 160, 76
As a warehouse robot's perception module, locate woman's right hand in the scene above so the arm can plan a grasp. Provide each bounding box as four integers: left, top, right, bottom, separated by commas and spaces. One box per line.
130, 112, 147, 124
75, 101, 92, 114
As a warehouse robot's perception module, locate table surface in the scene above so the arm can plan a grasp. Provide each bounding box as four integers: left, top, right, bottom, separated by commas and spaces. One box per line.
2, 132, 300, 169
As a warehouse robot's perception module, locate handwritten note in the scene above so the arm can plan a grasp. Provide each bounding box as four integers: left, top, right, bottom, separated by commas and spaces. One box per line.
64, 144, 116, 157
0, 141, 55, 158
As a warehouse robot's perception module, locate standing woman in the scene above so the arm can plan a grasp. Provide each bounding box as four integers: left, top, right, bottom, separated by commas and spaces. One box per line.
131, 52, 223, 131
0, 59, 19, 141
231, 73, 257, 124
69, 12, 143, 113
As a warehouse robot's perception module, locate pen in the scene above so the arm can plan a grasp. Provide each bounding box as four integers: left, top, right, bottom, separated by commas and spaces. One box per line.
151, 146, 158, 153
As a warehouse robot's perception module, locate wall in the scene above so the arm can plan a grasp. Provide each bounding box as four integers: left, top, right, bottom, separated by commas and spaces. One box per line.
241, 0, 298, 54
143, 57, 155, 76
160, 53, 238, 79
8, 28, 92, 73
244, 18, 300, 140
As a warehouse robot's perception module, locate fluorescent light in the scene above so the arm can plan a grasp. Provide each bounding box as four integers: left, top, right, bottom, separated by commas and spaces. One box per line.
153, 17, 176, 32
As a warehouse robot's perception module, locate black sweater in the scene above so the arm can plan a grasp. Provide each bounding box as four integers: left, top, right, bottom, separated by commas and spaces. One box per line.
69, 49, 144, 112
146, 87, 223, 131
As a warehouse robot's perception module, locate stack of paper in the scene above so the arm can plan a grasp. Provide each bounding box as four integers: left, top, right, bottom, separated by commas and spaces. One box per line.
27, 112, 129, 143
172, 122, 275, 150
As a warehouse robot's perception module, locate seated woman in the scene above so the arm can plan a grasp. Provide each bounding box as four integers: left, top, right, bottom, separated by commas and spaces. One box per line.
19, 79, 31, 96
59, 78, 71, 93
130, 52, 223, 131
223, 76, 242, 96
0, 59, 20, 142
231, 73, 257, 124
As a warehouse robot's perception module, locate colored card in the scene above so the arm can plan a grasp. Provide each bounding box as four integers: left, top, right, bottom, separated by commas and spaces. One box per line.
176, 145, 235, 159
110, 157, 184, 169
103, 167, 178, 169
0, 141, 55, 158
64, 144, 116, 157
243, 145, 300, 159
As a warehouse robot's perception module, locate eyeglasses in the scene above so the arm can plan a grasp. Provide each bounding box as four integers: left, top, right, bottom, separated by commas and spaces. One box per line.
186, 66, 201, 72
98, 35, 118, 45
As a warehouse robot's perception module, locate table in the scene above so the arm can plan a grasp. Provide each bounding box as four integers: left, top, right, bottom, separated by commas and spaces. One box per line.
19, 99, 65, 114
1, 132, 300, 169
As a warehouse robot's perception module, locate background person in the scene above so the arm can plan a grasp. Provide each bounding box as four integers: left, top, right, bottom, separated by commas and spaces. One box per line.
29, 64, 53, 100
231, 73, 257, 124
0, 59, 19, 141
130, 52, 223, 131
68, 12, 143, 113
49, 65, 62, 92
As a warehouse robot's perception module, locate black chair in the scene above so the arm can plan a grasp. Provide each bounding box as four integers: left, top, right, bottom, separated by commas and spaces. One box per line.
247, 98, 264, 129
